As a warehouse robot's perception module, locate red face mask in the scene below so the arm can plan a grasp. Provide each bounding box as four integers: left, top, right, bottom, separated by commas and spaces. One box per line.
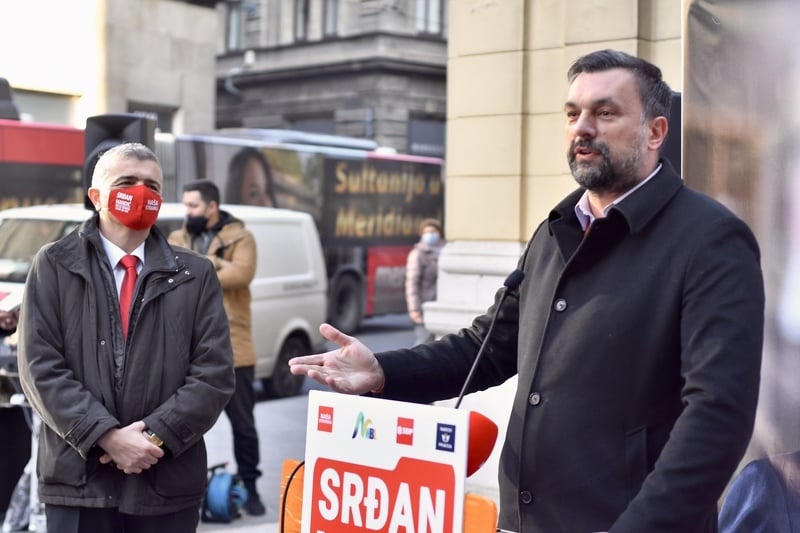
107, 184, 162, 230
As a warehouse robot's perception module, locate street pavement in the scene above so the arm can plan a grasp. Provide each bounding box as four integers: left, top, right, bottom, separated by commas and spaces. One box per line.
199, 515, 278, 533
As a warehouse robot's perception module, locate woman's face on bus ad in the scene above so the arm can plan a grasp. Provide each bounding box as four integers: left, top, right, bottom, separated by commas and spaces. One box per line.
241, 156, 273, 206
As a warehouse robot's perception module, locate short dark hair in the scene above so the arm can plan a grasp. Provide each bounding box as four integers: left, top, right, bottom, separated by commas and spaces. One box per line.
567, 49, 672, 122
419, 218, 442, 235
183, 179, 220, 205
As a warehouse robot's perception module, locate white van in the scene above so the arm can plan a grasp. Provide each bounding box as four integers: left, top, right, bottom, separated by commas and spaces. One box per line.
0, 203, 327, 399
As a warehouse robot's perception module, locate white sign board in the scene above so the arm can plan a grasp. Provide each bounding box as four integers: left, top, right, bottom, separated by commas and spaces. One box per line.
0, 282, 23, 313
303, 390, 469, 532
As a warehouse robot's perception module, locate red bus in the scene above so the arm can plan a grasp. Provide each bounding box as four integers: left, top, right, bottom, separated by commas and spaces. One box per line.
0, 119, 84, 210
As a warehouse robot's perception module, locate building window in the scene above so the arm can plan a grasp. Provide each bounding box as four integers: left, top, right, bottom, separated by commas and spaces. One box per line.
227, 1, 245, 50
416, 0, 443, 34
12, 90, 76, 125
226, 1, 261, 51
323, 0, 338, 37
243, 1, 261, 48
290, 116, 335, 135
295, 0, 310, 41
408, 117, 445, 158
127, 102, 175, 134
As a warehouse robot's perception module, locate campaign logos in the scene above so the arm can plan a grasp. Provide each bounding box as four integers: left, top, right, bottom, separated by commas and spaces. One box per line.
436, 423, 456, 452
304, 391, 469, 532
396, 417, 414, 446
318, 405, 334, 432
351, 411, 376, 439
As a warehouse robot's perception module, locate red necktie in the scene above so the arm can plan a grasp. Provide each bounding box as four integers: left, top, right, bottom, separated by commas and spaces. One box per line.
119, 255, 138, 339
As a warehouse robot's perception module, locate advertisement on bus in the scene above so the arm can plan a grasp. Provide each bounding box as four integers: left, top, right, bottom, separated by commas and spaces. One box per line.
170, 133, 444, 333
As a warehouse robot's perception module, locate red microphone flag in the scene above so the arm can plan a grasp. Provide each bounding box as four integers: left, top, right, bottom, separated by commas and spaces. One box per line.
467, 410, 499, 477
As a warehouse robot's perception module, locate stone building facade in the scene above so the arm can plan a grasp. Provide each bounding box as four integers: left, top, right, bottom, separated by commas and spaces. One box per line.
214, 0, 448, 157
2, 0, 218, 133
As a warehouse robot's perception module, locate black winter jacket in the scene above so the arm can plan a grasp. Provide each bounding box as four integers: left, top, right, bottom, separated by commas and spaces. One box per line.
18, 216, 235, 515
377, 161, 764, 532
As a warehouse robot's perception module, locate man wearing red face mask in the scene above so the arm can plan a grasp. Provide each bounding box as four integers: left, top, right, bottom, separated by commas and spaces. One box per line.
17, 143, 235, 533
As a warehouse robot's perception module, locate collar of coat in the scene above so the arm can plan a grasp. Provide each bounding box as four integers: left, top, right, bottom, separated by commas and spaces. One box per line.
548, 158, 683, 238
196, 210, 247, 241
46, 214, 183, 276
208, 210, 236, 233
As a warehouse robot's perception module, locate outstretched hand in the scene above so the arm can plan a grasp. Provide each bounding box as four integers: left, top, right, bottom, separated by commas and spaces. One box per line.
288, 323, 385, 395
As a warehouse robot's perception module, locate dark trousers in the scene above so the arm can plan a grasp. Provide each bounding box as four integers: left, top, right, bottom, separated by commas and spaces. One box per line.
45, 504, 199, 533
0, 406, 31, 517
225, 366, 261, 483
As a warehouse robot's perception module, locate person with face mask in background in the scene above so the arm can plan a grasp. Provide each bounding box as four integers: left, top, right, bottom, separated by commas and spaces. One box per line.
17, 143, 235, 533
405, 218, 445, 344
168, 179, 266, 516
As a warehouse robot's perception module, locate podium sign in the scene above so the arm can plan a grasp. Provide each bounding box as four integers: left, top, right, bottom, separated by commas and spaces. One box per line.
303, 390, 469, 532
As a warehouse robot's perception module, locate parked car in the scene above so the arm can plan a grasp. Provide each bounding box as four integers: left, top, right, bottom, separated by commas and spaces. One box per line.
0, 202, 327, 399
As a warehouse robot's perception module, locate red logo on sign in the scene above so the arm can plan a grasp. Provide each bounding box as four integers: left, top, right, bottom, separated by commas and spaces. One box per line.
318, 406, 334, 432
310, 457, 456, 532
396, 417, 414, 446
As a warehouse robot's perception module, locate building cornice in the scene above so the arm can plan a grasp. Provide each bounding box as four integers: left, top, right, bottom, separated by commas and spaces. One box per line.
216, 31, 446, 86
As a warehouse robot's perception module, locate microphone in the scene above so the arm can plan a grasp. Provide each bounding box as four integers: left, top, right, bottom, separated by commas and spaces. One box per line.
455, 269, 524, 476
455, 268, 524, 409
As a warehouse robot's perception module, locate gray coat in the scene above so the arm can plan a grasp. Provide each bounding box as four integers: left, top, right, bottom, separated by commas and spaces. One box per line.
18, 216, 235, 515
405, 239, 445, 315
377, 161, 764, 532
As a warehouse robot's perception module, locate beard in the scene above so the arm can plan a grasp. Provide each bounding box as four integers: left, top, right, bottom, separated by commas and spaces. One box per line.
567, 133, 645, 194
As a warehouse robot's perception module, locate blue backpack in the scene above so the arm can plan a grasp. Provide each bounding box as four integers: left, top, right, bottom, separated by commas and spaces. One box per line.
201, 463, 249, 523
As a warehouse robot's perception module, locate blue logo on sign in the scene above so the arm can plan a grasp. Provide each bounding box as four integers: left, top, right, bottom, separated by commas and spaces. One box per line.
436, 423, 456, 452
351, 412, 376, 440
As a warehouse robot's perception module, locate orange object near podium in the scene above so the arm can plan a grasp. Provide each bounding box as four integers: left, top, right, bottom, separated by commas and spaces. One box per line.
279, 459, 304, 533
463, 492, 499, 533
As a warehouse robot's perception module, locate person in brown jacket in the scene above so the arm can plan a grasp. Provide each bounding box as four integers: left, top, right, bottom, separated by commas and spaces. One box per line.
405, 218, 446, 345
168, 179, 265, 516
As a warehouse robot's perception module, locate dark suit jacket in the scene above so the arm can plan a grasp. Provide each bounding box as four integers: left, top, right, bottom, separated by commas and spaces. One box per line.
18, 219, 235, 514
376, 161, 764, 532
719, 451, 800, 532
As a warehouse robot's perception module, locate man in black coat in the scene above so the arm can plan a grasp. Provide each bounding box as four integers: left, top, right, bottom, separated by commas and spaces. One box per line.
18, 143, 234, 533
289, 49, 764, 532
